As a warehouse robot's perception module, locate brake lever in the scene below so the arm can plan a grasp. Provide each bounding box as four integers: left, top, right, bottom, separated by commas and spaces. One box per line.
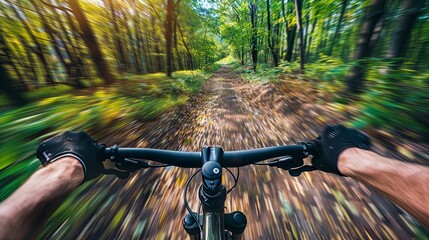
115, 158, 149, 171
268, 156, 304, 170
103, 157, 149, 179
288, 165, 317, 177
102, 168, 130, 179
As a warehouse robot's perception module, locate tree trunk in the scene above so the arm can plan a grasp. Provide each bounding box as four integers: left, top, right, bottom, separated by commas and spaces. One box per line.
327, 0, 349, 56
132, 0, 144, 73
241, 44, 245, 65
68, 0, 115, 84
266, 0, 273, 66
266, 0, 280, 67
282, 0, 296, 62
304, 9, 310, 63
173, 10, 184, 71
319, 17, 332, 52
306, 12, 318, 62
150, 15, 163, 72
386, 0, 425, 69
285, 29, 296, 62
141, 19, 152, 73
294, 0, 305, 73
341, 30, 351, 60
30, 0, 85, 88
345, 0, 386, 94
0, 63, 27, 106
107, 0, 128, 73
410, 19, 423, 69
120, 7, 140, 73
259, 10, 266, 64
0, 28, 29, 91
10, 48, 29, 85
144, 28, 153, 72
165, 0, 174, 77
274, 13, 281, 65
7, 1, 55, 85
64, 11, 93, 79
249, 3, 258, 71
47, 0, 87, 81
178, 23, 194, 70
174, 38, 183, 70
24, 50, 39, 86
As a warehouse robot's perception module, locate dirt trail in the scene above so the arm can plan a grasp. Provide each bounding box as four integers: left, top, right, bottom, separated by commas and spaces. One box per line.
46, 66, 423, 239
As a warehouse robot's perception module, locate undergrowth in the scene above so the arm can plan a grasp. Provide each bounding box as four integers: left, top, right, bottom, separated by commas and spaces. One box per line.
0, 70, 209, 201
229, 56, 429, 139
350, 68, 429, 137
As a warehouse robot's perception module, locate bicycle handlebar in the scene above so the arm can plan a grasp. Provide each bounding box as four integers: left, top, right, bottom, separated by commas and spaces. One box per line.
104, 143, 315, 168
102, 142, 318, 238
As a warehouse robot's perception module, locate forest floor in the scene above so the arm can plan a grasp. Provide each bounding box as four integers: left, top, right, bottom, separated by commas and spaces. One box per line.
45, 65, 427, 239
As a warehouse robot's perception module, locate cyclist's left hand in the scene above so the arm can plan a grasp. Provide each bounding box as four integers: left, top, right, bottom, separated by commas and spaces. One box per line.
37, 131, 106, 182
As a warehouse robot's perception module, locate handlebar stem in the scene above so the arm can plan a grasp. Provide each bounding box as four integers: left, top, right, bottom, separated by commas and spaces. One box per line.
200, 146, 227, 240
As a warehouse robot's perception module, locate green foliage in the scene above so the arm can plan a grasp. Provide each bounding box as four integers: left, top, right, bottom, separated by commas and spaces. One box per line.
276, 61, 301, 74
217, 0, 253, 60
240, 65, 283, 83
350, 68, 429, 136
202, 63, 222, 74
261, 55, 429, 139
304, 55, 349, 82
0, 71, 208, 201
277, 56, 429, 138
0, 86, 73, 108
216, 56, 240, 65
241, 56, 348, 85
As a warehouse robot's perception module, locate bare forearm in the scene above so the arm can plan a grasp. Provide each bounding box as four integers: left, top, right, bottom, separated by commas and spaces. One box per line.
339, 148, 429, 227
0, 157, 83, 239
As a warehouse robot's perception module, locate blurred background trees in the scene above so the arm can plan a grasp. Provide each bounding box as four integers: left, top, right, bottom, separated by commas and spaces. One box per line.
218, 0, 428, 136
0, 0, 427, 136
219, 0, 427, 75
0, 0, 428, 237
0, 0, 225, 101
2, 0, 426, 97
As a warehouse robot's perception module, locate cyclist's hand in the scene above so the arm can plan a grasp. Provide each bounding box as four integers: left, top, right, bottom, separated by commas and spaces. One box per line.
36, 131, 106, 182
310, 125, 371, 175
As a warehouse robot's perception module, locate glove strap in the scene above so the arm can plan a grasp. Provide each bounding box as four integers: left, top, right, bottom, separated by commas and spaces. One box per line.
40, 152, 87, 175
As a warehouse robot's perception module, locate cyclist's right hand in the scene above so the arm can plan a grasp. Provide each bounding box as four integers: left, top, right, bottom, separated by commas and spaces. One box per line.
309, 125, 371, 175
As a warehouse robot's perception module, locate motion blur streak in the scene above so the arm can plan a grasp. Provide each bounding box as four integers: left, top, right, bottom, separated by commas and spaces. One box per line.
0, 0, 428, 238
3, 66, 427, 239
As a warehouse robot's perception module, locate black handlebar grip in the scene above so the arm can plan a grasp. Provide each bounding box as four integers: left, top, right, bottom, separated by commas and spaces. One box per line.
305, 142, 318, 155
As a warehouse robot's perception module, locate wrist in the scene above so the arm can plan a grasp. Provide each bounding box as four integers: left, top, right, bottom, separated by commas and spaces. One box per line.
338, 147, 374, 177
43, 157, 85, 188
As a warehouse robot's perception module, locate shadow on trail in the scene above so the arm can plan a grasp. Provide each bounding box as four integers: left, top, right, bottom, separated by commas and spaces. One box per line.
44, 66, 426, 239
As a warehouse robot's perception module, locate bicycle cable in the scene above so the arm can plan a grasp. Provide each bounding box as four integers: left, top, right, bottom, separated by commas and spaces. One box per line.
225, 167, 239, 195
146, 163, 170, 168
253, 162, 271, 165
198, 202, 202, 225
184, 168, 203, 234
126, 158, 170, 168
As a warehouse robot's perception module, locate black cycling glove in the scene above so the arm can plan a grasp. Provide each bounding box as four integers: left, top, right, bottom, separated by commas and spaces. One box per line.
310, 125, 371, 175
36, 131, 106, 182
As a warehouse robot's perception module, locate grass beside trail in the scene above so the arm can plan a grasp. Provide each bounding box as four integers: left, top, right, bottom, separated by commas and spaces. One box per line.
0, 70, 210, 201
228, 56, 429, 139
